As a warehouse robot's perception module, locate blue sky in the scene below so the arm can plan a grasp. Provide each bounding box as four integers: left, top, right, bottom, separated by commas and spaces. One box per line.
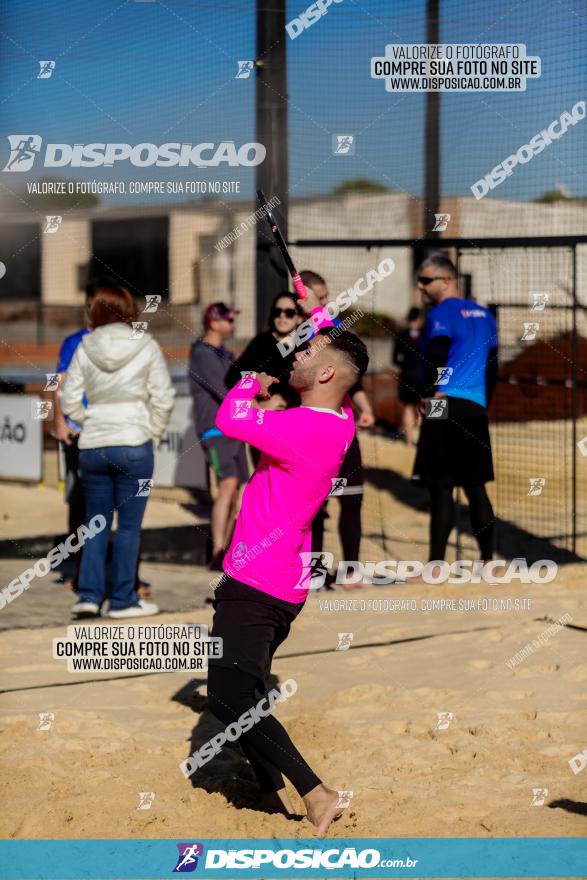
0, 0, 584, 206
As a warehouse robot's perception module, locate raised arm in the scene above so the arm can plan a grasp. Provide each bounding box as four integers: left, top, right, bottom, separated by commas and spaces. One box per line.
216, 374, 299, 464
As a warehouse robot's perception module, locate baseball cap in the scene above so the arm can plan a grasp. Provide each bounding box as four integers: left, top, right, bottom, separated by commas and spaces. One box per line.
203, 302, 240, 326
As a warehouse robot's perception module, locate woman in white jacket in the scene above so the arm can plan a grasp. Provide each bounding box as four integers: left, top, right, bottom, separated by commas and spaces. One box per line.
61, 286, 175, 619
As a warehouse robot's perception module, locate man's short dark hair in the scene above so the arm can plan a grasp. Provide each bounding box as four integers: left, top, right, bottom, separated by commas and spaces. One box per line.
318, 328, 369, 381
300, 269, 326, 289
419, 254, 457, 279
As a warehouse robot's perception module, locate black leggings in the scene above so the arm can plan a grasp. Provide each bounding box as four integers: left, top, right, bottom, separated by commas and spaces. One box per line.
429, 483, 494, 561
312, 492, 363, 560
207, 665, 320, 797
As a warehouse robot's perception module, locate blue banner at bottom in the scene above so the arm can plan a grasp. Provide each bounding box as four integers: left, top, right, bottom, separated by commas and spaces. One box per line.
1, 838, 585, 879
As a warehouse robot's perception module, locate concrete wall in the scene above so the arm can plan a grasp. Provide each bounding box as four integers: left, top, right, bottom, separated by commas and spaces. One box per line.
41, 217, 91, 305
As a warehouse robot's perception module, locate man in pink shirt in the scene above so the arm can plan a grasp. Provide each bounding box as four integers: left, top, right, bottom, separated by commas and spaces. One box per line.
206, 290, 369, 837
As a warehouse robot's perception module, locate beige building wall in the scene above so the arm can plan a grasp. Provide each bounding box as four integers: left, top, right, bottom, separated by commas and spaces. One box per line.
41, 217, 91, 305
169, 210, 224, 304
452, 196, 587, 345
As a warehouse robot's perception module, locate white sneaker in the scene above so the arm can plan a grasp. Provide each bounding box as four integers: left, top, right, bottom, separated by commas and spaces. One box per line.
71, 601, 100, 617
108, 599, 159, 619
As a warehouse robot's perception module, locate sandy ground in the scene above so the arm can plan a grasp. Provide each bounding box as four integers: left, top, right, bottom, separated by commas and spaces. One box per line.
1, 572, 586, 842
1, 434, 586, 850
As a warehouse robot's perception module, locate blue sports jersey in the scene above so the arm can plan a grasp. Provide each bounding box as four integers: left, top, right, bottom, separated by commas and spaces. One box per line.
426, 297, 497, 408
56, 328, 90, 430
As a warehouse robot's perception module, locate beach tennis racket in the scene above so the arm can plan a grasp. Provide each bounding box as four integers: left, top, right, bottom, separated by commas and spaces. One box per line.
257, 188, 307, 300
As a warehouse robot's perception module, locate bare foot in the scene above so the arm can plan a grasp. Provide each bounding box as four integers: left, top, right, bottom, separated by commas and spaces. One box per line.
303, 784, 345, 838
258, 787, 295, 816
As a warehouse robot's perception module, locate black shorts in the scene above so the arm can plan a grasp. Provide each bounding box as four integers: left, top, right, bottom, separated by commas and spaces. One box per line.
412, 396, 494, 488
398, 380, 422, 405
208, 576, 305, 687
201, 435, 248, 483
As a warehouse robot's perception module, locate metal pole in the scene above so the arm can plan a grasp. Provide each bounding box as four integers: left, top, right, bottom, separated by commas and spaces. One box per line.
571, 245, 577, 555
424, 0, 440, 240
255, 0, 288, 334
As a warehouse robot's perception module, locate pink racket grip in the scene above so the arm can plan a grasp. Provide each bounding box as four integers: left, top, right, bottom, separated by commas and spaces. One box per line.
292, 274, 307, 300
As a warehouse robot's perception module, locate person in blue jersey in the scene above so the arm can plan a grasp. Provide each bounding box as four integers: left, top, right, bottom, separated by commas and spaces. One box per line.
52, 287, 94, 592
412, 254, 498, 563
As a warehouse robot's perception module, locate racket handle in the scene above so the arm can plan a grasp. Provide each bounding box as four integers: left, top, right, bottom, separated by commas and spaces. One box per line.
292, 273, 307, 300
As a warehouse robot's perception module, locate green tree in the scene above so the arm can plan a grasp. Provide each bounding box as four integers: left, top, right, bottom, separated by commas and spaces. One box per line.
331, 179, 391, 196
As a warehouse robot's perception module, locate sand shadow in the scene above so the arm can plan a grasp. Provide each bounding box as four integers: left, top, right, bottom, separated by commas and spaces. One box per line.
171, 675, 302, 819
363, 465, 584, 565
548, 798, 587, 817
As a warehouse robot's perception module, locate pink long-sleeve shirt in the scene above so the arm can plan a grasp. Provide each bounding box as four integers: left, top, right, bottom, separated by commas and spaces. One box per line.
215, 374, 355, 603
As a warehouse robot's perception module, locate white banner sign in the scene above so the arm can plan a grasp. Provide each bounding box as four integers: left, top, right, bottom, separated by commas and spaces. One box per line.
0, 394, 43, 481
153, 396, 207, 489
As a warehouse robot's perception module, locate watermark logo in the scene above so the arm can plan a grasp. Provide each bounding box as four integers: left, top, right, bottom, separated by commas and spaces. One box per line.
173, 844, 204, 873
286, 0, 344, 41
179, 680, 297, 778
330, 477, 347, 496
436, 366, 453, 386
3, 135, 42, 172
0, 515, 107, 611
569, 748, 587, 776
471, 100, 584, 199
232, 541, 248, 561
333, 134, 355, 155
231, 399, 252, 419
137, 791, 155, 810
336, 632, 353, 651
32, 400, 52, 420
44, 215, 62, 234
239, 374, 257, 389
435, 711, 454, 730
530, 292, 549, 311
37, 712, 54, 731
530, 788, 548, 806
236, 61, 254, 79
215, 196, 280, 253
432, 213, 451, 231
2, 138, 265, 171
528, 477, 545, 496
425, 398, 448, 419
278, 258, 394, 357
578, 436, 587, 457
334, 558, 557, 586
143, 294, 161, 313
506, 614, 570, 670
336, 790, 353, 807
297, 551, 334, 590
521, 322, 539, 341
44, 373, 60, 391
131, 321, 148, 339
37, 60, 56, 79
371, 44, 541, 93
136, 479, 153, 497
0, 262, 6, 280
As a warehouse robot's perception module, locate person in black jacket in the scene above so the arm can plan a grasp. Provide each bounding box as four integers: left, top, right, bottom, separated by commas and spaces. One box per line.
225, 292, 303, 465
225, 291, 302, 398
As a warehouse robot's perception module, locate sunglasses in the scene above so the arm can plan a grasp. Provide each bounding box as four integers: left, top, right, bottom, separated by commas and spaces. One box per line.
417, 276, 448, 286
271, 307, 297, 318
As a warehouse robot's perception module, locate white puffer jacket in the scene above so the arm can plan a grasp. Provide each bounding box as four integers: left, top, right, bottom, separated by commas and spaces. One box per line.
60, 323, 175, 449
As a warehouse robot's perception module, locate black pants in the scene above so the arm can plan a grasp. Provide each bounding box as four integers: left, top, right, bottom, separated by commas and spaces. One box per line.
312, 434, 364, 560
207, 577, 321, 797
429, 483, 495, 561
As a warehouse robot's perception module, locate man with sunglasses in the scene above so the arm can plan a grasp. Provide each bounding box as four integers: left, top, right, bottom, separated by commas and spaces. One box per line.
189, 302, 248, 570
413, 255, 498, 565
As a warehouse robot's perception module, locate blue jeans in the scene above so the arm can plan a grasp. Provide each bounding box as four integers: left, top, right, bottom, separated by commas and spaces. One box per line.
78, 441, 154, 610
